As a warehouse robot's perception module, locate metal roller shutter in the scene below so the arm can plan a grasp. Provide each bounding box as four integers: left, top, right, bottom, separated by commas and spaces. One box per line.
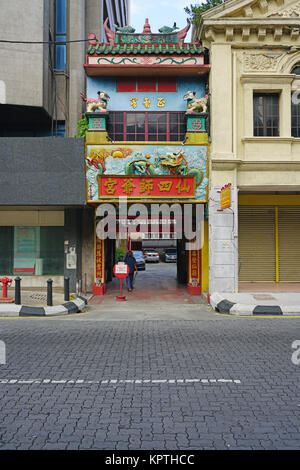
238, 206, 275, 281
278, 206, 300, 282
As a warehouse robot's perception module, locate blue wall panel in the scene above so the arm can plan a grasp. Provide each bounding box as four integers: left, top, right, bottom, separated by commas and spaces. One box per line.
87, 77, 206, 112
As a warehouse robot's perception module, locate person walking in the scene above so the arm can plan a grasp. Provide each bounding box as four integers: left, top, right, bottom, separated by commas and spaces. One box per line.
124, 250, 138, 291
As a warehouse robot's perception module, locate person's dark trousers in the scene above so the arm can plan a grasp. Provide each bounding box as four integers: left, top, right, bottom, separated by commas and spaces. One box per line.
126, 272, 134, 289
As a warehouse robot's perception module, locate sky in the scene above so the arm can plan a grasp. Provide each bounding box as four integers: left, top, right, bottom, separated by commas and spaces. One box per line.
128, 0, 194, 42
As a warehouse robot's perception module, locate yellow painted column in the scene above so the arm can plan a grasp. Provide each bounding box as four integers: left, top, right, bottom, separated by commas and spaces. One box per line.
275, 206, 279, 283
201, 219, 209, 292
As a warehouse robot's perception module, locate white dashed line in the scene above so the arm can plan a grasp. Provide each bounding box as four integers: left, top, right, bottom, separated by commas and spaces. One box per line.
0, 378, 242, 385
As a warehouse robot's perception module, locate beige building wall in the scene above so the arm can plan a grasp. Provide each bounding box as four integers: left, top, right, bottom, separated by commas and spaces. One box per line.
198, 0, 300, 292
0, 0, 47, 107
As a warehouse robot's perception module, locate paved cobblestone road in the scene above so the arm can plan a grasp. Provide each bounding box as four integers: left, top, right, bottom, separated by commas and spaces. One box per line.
0, 312, 299, 450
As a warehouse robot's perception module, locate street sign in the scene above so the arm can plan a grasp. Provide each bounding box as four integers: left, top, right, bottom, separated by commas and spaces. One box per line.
113, 263, 129, 301
113, 263, 129, 278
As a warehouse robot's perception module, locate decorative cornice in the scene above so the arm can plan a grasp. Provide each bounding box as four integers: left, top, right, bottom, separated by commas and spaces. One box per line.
200, 17, 300, 44
240, 73, 294, 82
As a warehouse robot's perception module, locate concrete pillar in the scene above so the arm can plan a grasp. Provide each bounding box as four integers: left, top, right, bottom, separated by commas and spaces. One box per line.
209, 186, 238, 293
64, 208, 82, 292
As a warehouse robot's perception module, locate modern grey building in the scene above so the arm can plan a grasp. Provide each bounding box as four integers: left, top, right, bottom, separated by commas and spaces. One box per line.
0, 1, 128, 291
0, 0, 129, 138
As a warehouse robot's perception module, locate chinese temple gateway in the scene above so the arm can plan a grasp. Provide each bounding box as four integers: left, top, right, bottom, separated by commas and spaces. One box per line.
83, 18, 210, 295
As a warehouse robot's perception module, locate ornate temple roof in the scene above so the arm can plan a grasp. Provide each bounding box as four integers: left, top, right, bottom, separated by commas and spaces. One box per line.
85, 18, 208, 76
87, 18, 204, 56
87, 43, 205, 56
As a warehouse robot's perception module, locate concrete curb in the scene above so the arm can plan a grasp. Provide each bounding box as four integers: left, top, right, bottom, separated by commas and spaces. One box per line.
0, 296, 88, 317
210, 293, 300, 316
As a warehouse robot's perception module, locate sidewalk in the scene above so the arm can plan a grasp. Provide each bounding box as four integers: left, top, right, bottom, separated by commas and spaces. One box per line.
0, 288, 87, 317
210, 292, 300, 315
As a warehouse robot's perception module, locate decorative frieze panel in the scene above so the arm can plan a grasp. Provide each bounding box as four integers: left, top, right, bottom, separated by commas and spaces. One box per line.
87, 55, 204, 66
243, 53, 282, 72
269, 1, 300, 17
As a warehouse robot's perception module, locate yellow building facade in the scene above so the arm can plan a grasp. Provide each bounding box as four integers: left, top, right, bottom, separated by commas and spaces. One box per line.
197, 0, 300, 292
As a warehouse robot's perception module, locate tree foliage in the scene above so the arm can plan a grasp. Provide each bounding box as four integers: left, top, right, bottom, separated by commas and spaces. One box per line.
74, 115, 89, 138
184, 1, 226, 24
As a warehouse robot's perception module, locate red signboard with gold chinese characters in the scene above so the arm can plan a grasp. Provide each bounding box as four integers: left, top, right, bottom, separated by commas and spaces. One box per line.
98, 175, 196, 199
95, 236, 104, 282
189, 249, 201, 283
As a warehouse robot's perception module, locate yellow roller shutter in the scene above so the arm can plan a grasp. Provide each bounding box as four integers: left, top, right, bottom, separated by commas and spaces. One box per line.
278, 206, 300, 282
239, 206, 275, 281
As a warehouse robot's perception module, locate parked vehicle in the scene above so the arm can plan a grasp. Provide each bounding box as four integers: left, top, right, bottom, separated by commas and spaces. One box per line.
132, 251, 146, 271
143, 249, 160, 263
162, 248, 177, 263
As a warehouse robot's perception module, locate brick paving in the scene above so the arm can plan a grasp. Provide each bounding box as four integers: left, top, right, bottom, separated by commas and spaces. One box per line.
0, 313, 299, 450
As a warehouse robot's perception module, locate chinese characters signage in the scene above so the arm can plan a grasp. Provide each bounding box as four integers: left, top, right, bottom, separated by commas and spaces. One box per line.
220, 183, 231, 209
99, 176, 196, 199
130, 97, 166, 109
189, 249, 201, 283
95, 237, 104, 282
86, 144, 209, 203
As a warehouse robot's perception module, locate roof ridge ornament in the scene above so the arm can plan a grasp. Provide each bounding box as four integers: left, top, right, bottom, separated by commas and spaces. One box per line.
101, 17, 191, 47
143, 18, 152, 34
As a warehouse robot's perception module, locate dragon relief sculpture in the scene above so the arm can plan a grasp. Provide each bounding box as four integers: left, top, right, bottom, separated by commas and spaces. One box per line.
184, 91, 208, 114
80, 90, 110, 113
125, 160, 156, 175
159, 151, 203, 187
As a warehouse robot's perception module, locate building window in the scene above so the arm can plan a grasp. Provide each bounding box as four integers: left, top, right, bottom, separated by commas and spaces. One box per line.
52, 120, 65, 137
0, 227, 64, 276
116, 77, 177, 93
253, 93, 279, 137
292, 95, 300, 138
291, 64, 300, 75
108, 112, 186, 141
55, 0, 67, 71
291, 64, 300, 137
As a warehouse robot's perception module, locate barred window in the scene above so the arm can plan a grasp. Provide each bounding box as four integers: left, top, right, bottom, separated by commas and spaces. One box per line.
253, 93, 279, 137
108, 112, 186, 141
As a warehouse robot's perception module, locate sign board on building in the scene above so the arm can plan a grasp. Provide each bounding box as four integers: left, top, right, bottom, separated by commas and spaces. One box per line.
99, 175, 196, 199
220, 183, 231, 210
86, 144, 209, 203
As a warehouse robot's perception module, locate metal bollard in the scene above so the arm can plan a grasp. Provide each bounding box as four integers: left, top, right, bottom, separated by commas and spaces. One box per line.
47, 279, 53, 306
64, 277, 70, 302
15, 277, 21, 305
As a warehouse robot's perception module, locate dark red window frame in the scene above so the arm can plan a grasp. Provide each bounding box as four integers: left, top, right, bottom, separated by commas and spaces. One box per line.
116, 77, 177, 93
108, 112, 186, 142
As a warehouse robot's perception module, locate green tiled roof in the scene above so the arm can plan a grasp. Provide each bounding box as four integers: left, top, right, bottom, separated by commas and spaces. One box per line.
87, 43, 205, 55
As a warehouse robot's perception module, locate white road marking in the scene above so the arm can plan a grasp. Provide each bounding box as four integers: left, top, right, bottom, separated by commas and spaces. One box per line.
0, 378, 242, 385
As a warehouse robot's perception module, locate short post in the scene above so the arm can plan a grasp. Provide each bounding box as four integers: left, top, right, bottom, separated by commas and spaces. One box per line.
15, 277, 21, 305
64, 277, 70, 302
47, 279, 53, 306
